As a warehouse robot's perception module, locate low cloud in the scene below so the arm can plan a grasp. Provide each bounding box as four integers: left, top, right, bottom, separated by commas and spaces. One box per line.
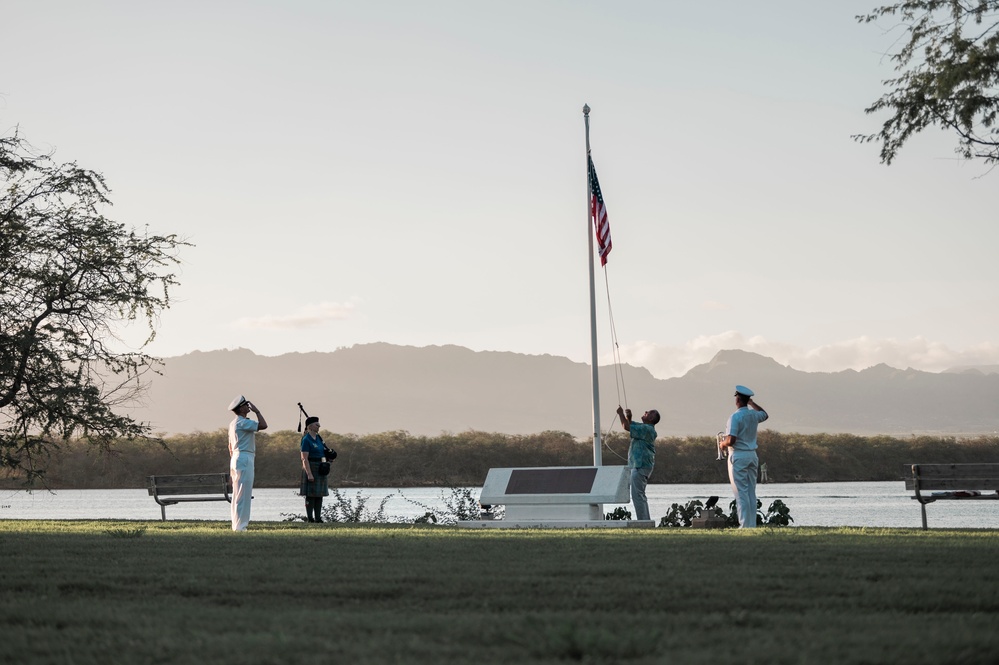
609, 332, 999, 379
233, 300, 359, 330
700, 300, 729, 311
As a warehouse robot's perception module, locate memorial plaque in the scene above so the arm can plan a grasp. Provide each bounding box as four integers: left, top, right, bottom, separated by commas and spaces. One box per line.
505, 467, 598, 494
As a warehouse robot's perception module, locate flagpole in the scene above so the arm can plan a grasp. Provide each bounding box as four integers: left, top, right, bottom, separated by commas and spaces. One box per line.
583, 103, 602, 466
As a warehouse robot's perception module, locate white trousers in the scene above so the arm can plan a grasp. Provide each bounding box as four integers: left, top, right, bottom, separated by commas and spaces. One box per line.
728, 451, 758, 528
230, 452, 255, 531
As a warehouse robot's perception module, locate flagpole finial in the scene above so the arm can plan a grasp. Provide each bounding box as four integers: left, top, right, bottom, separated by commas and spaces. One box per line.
583, 104, 590, 116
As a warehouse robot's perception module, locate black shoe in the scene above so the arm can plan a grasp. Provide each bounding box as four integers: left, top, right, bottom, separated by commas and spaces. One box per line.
315, 517, 323, 523
307, 517, 315, 523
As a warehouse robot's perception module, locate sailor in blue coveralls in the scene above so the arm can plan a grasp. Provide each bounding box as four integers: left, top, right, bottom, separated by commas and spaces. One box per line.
616, 405, 660, 522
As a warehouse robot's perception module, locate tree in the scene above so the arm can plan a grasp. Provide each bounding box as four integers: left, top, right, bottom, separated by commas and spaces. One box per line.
856, 1, 999, 166
0, 130, 188, 483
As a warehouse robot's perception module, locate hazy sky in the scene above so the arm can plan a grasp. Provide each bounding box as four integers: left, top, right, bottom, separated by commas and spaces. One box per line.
3, 1, 996, 379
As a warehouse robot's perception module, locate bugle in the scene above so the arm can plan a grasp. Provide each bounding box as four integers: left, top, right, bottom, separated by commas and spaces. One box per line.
716, 430, 727, 461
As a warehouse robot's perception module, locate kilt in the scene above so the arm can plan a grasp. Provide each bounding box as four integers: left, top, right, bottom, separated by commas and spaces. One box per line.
299, 461, 329, 497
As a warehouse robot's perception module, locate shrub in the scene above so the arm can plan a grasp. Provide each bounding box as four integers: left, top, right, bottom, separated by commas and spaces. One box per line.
282, 489, 395, 523
399, 486, 484, 525
725, 499, 795, 527
659, 498, 794, 528
658, 500, 705, 527
604, 507, 632, 520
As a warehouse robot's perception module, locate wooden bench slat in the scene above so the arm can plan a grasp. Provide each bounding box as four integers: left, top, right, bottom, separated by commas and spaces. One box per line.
904, 478, 999, 491
149, 485, 230, 496
908, 464, 999, 479
147, 474, 231, 486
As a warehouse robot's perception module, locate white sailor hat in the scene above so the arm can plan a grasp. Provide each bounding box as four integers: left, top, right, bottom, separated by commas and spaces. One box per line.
734, 385, 754, 397
228, 395, 248, 411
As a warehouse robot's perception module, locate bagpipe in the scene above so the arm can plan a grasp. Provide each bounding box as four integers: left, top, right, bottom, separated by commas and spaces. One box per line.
297, 402, 338, 476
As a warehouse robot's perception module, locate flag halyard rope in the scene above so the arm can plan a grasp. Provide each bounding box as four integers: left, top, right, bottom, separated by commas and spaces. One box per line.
600, 265, 630, 463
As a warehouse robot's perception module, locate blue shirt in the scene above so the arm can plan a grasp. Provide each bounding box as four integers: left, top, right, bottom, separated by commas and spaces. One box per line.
628, 422, 657, 469
300, 433, 325, 460
725, 407, 769, 452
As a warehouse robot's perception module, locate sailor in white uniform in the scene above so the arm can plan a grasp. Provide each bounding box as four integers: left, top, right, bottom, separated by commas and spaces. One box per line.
227, 395, 268, 531
720, 385, 768, 528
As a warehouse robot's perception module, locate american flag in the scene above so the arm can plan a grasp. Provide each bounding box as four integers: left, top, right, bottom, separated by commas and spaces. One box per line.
588, 156, 612, 266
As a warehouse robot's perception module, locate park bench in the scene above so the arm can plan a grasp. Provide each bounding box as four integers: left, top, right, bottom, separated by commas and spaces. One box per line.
905, 463, 999, 530
147, 473, 232, 521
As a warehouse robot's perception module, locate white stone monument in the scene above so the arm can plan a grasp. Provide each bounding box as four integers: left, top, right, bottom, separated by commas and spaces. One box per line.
457, 465, 653, 529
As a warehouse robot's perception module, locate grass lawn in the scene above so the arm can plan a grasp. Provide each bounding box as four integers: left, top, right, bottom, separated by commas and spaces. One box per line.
1, 520, 997, 664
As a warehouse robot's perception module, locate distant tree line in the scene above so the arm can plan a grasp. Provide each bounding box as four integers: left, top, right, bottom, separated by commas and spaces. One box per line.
2, 429, 996, 490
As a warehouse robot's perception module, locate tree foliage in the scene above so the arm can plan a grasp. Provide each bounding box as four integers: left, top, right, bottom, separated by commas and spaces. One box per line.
857, 0, 999, 165
0, 129, 187, 482
6, 429, 996, 490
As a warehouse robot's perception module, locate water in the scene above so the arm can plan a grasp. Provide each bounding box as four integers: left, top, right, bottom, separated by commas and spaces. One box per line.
3, 482, 998, 528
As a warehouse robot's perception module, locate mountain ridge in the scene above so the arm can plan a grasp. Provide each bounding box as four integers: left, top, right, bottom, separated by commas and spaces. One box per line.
119, 344, 999, 438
